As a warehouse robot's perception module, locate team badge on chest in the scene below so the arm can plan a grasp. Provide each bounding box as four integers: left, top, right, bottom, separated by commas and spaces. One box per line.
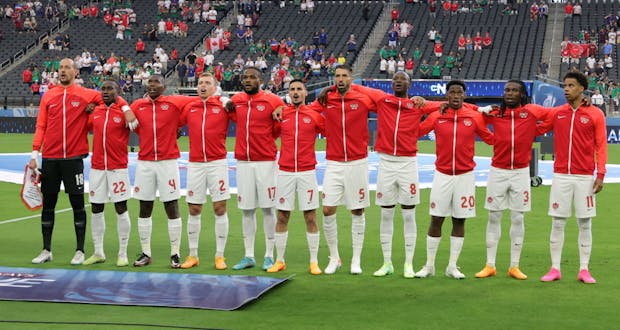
463, 119, 472, 127
580, 116, 589, 124
256, 105, 265, 111
113, 116, 122, 123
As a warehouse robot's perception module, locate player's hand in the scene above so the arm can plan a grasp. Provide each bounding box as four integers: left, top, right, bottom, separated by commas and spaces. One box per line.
581, 95, 592, 106
85, 103, 96, 114
177, 128, 183, 139
123, 110, 139, 131
593, 178, 604, 194
440, 102, 449, 114
272, 106, 284, 121
29, 151, 39, 173
317, 87, 329, 106
411, 96, 426, 108
224, 100, 235, 113
478, 104, 500, 116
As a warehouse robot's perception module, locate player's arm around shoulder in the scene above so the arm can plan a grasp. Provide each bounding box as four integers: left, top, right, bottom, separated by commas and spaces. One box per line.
472, 110, 494, 145
418, 111, 440, 137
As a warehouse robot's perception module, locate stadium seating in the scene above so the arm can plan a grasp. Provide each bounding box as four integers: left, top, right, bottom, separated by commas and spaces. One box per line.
363, 2, 547, 81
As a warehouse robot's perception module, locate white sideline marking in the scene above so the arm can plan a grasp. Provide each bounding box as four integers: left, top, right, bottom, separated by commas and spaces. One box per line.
0, 206, 91, 225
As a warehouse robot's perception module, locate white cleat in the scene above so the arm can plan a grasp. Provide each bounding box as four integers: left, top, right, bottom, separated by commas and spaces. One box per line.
324, 256, 342, 275
414, 265, 436, 278
350, 262, 363, 275
32, 250, 53, 264
445, 266, 466, 279
70, 250, 85, 265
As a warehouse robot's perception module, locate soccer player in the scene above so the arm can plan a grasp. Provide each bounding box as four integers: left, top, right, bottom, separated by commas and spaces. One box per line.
475, 80, 552, 280
179, 73, 231, 270
130, 74, 192, 268
29, 58, 136, 265
538, 71, 607, 284
267, 79, 325, 275
415, 80, 494, 279
226, 67, 285, 271
307, 64, 376, 275
83, 80, 133, 267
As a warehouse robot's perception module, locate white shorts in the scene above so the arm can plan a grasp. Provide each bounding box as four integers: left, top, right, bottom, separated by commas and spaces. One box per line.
429, 171, 476, 218
186, 159, 230, 204
484, 166, 531, 212
236, 160, 277, 210
276, 170, 319, 211
88, 168, 131, 204
322, 158, 370, 210
133, 159, 180, 202
375, 153, 420, 206
548, 173, 596, 218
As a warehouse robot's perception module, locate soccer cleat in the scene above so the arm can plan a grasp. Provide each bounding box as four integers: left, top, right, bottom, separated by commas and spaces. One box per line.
267, 260, 286, 273
116, 256, 129, 267
83, 254, 106, 265
540, 267, 562, 282
170, 254, 181, 269
577, 269, 597, 284
373, 262, 394, 277
262, 257, 275, 271
475, 264, 497, 278
133, 253, 152, 267
414, 265, 435, 278
70, 251, 85, 265
180, 256, 199, 269
508, 266, 528, 280
232, 257, 256, 270
309, 262, 322, 275
403, 263, 415, 279
445, 266, 466, 279
215, 256, 227, 270
350, 261, 362, 275
31, 250, 53, 264
324, 257, 342, 275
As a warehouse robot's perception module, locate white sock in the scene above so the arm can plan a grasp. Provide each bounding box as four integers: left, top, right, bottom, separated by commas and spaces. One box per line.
425, 236, 441, 268
577, 218, 592, 270
214, 213, 229, 257
379, 208, 395, 263
402, 208, 417, 265
323, 214, 339, 260
242, 209, 257, 258
509, 211, 525, 267
187, 214, 201, 257
262, 207, 276, 259
116, 211, 131, 258
486, 210, 502, 267
351, 213, 365, 265
550, 217, 566, 270
168, 217, 182, 256
91, 212, 106, 257
448, 236, 464, 268
137, 217, 152, 256
274, 231, 288, 262
306, 231, 320, 263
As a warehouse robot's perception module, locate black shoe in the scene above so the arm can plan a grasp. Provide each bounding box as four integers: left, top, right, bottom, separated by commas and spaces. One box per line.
133, 253, 152, 267
170, 254, 181, 269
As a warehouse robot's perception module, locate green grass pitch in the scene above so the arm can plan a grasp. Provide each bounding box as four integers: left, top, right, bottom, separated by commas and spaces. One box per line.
0, 133, 619, 329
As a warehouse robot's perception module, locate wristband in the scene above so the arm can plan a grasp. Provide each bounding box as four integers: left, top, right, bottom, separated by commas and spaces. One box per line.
122, 105, 131, 113
31, 150, 39, 159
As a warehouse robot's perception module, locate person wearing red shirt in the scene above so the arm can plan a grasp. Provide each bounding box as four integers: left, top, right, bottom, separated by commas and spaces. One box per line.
22, 67, 32, 84
195, 55, 205, 75
565, 1, 573, 17
483, 32, 492, 48
391, 7, 399, 20
90, 5, 98, 18
171, 47, 178, 61
81, 6, 89, 18
103, 11, 112, 26
165, 18, 174, 34
415, 80, 494, 279
306, 64, 377, 275
226, 67, 285, 271
179, 73, 232, 270
457, 33, 466, 52
405, 57, 414, 75
354, 72, 440, 278
179, 21, 188, 38
570, 44, 582, 64
561, 47, 570, 63
30, 81, 40, 95
474, 80, 553, 280
83, 81, 132, 267
450, 1, 458, 15
538, 71, 607, 284
135, 38, 145, 54
130, 74, 192, 269
434, 42, 443, 57
442, 0, 451, 14
29, 58, 135, 265
267, 80, 325, 275
474, 32, 483, 51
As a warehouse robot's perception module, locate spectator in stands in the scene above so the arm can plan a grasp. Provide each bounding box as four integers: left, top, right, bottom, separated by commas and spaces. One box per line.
450, 1, 458, 16
23, 66, 33, 85
483, 32, 492, 48
442, 0, 451, 16
419, 59, 430, 79
572, 2, 582, 17
604, 54, 613, 75
347, 34, 357, 53
405, 57, 414, 76
591, 89, 605, 115
473, 32, 483, 51
539, 2, 548, 19
564, 1, 573, 18
429, 0, 437, 18
434, 42, 443, 57
431, 60, 442, 79
603, 41, 613, 57
387, 57, 396, 76
157, 18, 165, 34
135, 38, 145, 55
445, 51, 455, 73
539, 60, 549, 78
177, 59, 188, 87
428, 26, 437, 42
337, 52, 346, 65
457, 34, 466, 52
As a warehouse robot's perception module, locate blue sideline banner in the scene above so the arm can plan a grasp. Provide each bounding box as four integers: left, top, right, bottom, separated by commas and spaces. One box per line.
363, 79, 533, 98
531, 80, 566, 107
0, 266, 288, 310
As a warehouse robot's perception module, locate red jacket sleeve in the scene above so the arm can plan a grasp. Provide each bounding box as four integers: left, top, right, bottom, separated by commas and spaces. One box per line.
307, 99, 325, 113
32, 94, 50, 151
592, 109, 608, 179
472, 110, 494, 145
419, 111, 439, 137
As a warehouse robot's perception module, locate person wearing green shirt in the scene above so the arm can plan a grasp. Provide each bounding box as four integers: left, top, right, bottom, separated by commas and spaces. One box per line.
419, 59, 430, 79
431, 60, 442, 79
445, 52, 455, 72
379, 46, 389, 60
413, 47, 421, 62
32, 66, 41, 83
587, 73, 598, 91
611, 83, 620, 112
249, 41, 256, 55
52, 58, 60, 71
388, 46, 398, 59
256, 39, 266, 57
222, 65, 233, 91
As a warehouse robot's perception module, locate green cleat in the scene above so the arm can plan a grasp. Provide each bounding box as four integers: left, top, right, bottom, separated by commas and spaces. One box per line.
83, 254, 106, 265
373, 262, 394, 277
116, 256, 129, 267
232, 257, 256, 270
404, 263, 415, 278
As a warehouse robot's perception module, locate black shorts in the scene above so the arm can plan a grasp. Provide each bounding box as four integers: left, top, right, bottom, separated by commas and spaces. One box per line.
41, 158, 84, 195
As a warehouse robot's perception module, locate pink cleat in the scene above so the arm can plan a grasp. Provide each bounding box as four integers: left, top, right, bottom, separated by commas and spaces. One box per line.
577, 269, 597, 284
540, 267, 562, 282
